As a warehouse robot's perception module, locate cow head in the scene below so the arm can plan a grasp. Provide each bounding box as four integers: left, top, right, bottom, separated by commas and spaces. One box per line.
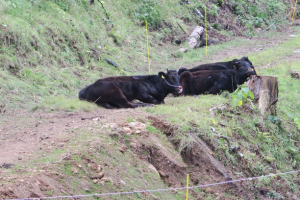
233, 57, 256, 84
158, 69, 183, 94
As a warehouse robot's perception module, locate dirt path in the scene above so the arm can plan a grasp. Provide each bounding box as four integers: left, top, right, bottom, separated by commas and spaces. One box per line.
0, 108, 147, 164
183, 27, 300, 68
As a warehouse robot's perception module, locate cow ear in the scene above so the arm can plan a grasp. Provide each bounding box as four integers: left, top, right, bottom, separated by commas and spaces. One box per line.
158, 72, 167, 79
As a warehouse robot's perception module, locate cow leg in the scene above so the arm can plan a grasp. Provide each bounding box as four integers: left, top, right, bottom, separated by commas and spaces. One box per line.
207, 86, 221, 95
112, 88, 138, 108
181, 80, 191, 95
100, 103, 118, 109
136, 93, 158, 104
101, 86, 138, 109
134, 103, 155, 107
113, 97, 138, 109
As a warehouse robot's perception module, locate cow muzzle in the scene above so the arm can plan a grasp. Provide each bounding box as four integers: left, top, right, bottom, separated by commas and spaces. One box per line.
177, 86, 183, 94
248, 68, 256, 75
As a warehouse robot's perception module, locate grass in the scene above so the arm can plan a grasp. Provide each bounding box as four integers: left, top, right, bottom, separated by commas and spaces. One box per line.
142, 29, 300, 196
0, 0, 289, 112
1, 0, 300, 198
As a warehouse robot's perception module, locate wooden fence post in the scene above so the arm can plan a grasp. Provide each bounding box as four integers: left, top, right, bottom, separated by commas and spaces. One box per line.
246, 76, 279, 115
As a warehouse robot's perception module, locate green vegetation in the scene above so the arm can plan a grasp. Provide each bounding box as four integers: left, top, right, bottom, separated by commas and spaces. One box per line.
0, 0, 289, 111
231, 84, 254, 108
144, 31, 300, 195
1, 0, 300, 199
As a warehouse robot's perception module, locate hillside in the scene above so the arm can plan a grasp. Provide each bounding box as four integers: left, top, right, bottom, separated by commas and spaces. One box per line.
1, 0, 300, 199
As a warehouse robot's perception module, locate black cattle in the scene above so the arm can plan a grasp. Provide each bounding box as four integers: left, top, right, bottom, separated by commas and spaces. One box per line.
79, 70, 183, 109
180, 69, 252, 95
178, 57, 256, 79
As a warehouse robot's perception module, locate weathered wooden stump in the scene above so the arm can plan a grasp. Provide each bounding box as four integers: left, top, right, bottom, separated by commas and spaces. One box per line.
246, 75, 278, 115
291, 70, 299, 79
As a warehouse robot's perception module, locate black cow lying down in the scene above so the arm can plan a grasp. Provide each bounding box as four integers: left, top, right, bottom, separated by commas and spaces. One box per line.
180, 69, 250, 95
79, 70, 183, 109
178, 57, 256, 81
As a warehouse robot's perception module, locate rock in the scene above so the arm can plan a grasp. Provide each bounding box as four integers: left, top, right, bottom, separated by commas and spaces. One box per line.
109, 132, 121, 138
98, 181, 105, 186
40, 133, 50, 140
291, 70, 299, 79
118, 147, 125, 153
103, 123, 117, 129
120, 180, 126, 185
148, 164, 160, 176
179, 48, 188, 53
130, 142, 137, 149
0, 163, 14, 169
58, 143, 65, 147
123, 127, 132, 135
92, 118, 99, 124
175, 39, 182, 45
110, 123, 118, 129
151, 194, 159, 200
128, 122, 146, 131
93, 179, 98, 184
102, 177, 113, 184
72, 167, 79, 174
90, 171, 105, 179
10, 174, 18, 179
158, 170, 166, 177
96, 165, 102, 172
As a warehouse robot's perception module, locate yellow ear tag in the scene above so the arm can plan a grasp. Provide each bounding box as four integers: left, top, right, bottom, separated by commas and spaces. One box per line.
233, 65, 236, 69
161, 75, 165, 79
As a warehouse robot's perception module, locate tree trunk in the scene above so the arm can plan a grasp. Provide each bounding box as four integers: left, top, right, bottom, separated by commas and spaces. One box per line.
246, 75, 279, 115
188, 26, 204, 48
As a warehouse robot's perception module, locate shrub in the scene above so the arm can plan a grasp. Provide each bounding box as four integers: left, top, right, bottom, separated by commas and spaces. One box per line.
231, 84, 254, 108
134, 0, 162, 28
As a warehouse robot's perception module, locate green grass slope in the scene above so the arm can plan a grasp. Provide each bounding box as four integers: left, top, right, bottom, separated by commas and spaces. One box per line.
1, 0, 300, 199
0, 0, 289, 110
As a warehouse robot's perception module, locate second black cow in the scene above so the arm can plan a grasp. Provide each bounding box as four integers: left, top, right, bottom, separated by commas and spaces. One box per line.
180, 68, 254, 95
178, 57, 256, 84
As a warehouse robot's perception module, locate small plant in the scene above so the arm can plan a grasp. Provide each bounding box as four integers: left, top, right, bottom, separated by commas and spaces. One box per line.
134, 0, 161, 28
146, 125, 157, 133
294, 117, 300, 129
208, 4, 219, 17
258, 132, 271, 140
216, 0, 223, 6
128, 118, 134, 122
55, 0, 69, 12
231, 84, 254, 108
268, 115, 281, 125
266, 190, 282, 199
